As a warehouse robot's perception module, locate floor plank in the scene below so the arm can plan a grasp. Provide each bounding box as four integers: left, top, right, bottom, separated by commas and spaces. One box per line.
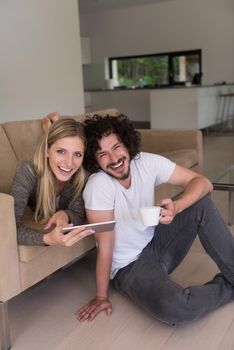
161, 303, 234, 350
218, 320, 234, 350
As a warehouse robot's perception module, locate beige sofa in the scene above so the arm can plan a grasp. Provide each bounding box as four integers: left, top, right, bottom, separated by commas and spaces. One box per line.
0, 108, 202, 350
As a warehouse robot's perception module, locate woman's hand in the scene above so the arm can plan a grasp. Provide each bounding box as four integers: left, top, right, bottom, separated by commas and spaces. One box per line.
43, 224, 95, 246
41, 112, 60, 132
75, 297, 112, 322
44, 210, 69, 230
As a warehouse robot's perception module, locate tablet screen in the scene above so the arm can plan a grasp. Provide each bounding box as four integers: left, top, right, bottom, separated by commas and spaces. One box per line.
62, 220, 116, 234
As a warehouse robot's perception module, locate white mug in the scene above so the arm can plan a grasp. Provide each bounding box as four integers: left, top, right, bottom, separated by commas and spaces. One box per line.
139, 206, 161, 227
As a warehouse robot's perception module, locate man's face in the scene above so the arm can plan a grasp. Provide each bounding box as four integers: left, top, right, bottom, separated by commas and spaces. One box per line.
95, 133, 131, 187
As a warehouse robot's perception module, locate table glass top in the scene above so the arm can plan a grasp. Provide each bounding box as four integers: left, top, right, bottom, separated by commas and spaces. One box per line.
212, 165, 234, 187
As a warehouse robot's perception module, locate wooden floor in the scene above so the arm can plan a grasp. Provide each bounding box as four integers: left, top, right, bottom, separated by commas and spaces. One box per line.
8, 134, 234, 350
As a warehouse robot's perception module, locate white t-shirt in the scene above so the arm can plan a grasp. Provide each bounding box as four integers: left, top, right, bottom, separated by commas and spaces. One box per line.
83, 152, 176, 279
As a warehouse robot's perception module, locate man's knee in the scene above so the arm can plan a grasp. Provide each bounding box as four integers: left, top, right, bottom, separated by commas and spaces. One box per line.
190, 194, 219, 222
194, 194, 213, 210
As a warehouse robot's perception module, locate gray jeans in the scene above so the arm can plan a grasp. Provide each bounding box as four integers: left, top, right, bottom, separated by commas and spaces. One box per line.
112, 195, 234, 325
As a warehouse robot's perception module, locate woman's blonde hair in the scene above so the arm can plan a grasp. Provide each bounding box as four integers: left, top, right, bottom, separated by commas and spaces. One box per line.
33, 118, 86, 223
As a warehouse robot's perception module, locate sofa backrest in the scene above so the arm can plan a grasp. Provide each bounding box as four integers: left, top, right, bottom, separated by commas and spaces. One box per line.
0, 126, 18, 194
2, 119, 44, 161
0, 119, 44, 194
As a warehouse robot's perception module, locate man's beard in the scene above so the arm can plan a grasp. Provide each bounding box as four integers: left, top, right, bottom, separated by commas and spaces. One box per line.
106, 156, 130, 181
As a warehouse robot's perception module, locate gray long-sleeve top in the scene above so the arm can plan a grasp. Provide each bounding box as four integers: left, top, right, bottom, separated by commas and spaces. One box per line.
11, 160, 86, 246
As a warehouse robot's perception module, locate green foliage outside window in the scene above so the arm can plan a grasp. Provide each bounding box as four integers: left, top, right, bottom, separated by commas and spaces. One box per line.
116, 56, 169, 87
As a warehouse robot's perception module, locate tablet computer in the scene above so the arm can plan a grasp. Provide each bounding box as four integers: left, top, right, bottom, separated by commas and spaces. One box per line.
62, 220, 116, 234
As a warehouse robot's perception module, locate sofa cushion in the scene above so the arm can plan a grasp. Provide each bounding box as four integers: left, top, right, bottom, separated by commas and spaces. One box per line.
0, 126, 18, 193
161, 149, 198, 169
18, 245, 48, 263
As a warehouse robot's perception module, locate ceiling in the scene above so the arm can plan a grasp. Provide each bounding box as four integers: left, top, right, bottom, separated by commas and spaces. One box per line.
78, 0, 173, 14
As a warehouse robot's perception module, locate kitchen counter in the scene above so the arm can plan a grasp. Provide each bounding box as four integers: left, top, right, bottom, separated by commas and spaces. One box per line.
84, 83, 234, 129
150, 84, 234, 129
84, 89, 150, 122
85, 83, 234, 93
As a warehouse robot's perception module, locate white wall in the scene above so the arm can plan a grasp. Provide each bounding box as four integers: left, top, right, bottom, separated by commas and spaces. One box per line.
80, 0, 234, 89
0, 0, 84, 122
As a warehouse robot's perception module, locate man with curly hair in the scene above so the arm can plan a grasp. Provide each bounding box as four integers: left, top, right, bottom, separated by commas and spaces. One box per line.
74, 113, 234, 325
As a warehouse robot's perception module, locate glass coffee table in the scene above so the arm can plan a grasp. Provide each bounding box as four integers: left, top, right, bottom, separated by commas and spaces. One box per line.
212, 165, 234, 225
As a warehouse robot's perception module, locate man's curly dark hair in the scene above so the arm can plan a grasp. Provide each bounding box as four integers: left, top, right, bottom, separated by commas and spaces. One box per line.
83, 114, 141, 173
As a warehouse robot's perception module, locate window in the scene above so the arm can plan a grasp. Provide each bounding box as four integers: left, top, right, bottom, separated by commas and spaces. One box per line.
109, 49, 202, 88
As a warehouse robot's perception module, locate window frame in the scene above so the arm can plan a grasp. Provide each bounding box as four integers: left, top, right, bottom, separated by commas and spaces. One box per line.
108, 49, 202, 88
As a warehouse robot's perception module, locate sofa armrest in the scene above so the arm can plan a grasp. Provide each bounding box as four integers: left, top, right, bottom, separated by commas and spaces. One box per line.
138, 128, 203, 173
0, 193, 21, 302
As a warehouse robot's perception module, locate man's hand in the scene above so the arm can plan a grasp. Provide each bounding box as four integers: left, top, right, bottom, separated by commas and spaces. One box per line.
76, 297, 112, 322
158, 198, 178, 224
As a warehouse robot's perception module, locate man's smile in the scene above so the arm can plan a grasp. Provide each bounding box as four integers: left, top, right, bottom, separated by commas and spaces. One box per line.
107, 157, 126, 171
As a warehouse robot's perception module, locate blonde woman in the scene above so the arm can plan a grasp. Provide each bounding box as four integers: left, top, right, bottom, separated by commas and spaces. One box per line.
11, 118, 94, 246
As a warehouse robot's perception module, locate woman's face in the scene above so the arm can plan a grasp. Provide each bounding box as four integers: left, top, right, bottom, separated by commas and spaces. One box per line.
47, 136, 85, 183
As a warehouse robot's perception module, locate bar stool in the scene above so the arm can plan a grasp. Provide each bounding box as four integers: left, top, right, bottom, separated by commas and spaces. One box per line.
218, 92, 234, 132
